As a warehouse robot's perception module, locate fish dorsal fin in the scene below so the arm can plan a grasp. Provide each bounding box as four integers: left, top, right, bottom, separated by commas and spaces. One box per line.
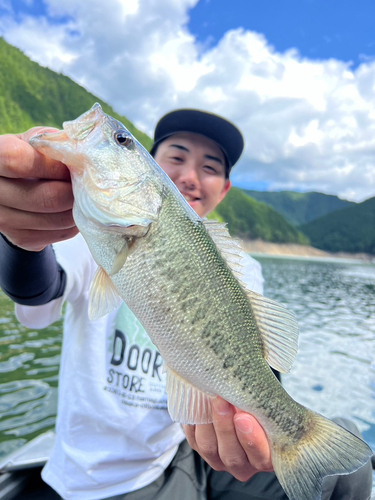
203, 220, 244, 276
165, 366, 215, 424
88, 266, 122, 321
203, 219, 299, 373
246, 290, 299, 373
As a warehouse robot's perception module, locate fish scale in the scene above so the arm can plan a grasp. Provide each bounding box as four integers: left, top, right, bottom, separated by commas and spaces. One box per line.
29, 103, 373, 500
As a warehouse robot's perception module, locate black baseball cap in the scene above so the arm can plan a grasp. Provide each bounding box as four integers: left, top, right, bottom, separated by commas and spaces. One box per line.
150, 109, 244, 177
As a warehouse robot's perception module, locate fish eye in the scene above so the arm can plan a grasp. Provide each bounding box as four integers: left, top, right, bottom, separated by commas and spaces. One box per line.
115, 130, 133, 148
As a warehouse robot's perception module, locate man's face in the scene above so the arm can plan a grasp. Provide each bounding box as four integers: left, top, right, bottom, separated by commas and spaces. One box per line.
154, 132, 231, 218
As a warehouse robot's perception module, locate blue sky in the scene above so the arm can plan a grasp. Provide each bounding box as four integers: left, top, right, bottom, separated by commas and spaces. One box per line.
188, 0, 375, 66
1, 0, 375, 201
8, 0, 375, 65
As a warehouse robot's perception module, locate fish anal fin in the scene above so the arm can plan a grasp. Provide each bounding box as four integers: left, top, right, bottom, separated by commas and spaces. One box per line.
165, 367, 215, 424
88, 266, 122, 321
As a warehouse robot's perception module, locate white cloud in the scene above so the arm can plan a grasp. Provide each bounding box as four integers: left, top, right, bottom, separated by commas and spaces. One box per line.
1, 0, 375, 202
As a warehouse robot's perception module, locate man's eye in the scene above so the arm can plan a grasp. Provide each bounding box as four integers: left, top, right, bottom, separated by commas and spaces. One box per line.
204, 165, 217, 173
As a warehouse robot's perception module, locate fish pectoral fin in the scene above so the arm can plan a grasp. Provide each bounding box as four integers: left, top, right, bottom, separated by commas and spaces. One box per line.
246, 290, 299, 373
165, 367, 215, 425
109, 240, 131, 276
88, 266, 122, 321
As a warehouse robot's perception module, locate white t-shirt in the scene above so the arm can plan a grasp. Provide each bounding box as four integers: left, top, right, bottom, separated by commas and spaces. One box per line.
16, 234, 264, 500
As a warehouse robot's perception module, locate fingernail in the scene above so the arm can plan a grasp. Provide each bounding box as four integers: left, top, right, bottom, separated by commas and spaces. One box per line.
235, 417, 253, 434
214, 398, 231, 415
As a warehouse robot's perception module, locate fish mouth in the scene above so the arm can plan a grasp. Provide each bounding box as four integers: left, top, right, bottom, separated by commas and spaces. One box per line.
29, 128, 86, 171
30, 129, 70, 145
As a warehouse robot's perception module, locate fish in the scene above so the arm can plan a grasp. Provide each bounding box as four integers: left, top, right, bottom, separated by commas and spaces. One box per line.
29, 103, 373, 500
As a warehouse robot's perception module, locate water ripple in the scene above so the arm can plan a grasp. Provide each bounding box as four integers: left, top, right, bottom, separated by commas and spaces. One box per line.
0, 290, 62, 456
260, 256, 375, 444
0, 353, 35, 373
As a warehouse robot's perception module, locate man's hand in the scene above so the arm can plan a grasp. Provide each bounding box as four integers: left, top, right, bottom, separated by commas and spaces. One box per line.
182, 396, 273, 482
0, 127, 78, 251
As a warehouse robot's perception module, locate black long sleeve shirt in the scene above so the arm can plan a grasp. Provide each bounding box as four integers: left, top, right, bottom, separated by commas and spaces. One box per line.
0, 233, 66, 305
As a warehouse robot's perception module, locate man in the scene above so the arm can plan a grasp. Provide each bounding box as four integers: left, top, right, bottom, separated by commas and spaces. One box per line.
0, 109, 372, 500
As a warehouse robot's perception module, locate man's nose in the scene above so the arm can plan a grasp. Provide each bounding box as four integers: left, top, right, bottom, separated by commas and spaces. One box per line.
179, 164, 200, 187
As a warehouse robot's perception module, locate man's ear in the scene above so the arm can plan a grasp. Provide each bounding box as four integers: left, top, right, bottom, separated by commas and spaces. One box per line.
218, 180, 231, 203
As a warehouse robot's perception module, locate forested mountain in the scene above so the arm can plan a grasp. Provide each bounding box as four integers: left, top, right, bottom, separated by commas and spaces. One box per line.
210, 188, 309, 244
2, 37, 310, 246
0, 38, 152, 149
243, 190, 355, 226
300, 197, 375, 253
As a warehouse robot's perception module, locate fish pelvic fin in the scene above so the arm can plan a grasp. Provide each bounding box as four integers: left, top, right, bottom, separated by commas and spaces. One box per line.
165, 366, 215, 424
272, 410, 373, 500
88, 266, 122, 321
203, 219, 299, 373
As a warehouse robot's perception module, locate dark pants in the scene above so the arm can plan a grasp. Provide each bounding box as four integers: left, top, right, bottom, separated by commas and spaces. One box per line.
107, 418, 373, 500
107, 440, 286, 500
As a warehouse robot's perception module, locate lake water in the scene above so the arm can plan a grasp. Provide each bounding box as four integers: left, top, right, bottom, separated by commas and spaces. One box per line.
0, 255, 374, 490
257, 255, 375, 492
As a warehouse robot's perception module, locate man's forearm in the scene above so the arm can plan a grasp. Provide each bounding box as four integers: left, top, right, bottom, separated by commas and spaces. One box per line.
0, 234, 66, 305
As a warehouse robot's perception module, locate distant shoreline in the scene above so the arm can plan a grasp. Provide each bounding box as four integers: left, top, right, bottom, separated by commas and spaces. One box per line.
240, 239, 375, 263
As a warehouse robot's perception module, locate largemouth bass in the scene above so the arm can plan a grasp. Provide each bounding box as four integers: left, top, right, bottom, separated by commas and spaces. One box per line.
30, 103, 372, 500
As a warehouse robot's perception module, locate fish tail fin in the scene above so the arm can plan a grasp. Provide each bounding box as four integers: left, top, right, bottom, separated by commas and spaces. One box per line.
272, 410, 373, 500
